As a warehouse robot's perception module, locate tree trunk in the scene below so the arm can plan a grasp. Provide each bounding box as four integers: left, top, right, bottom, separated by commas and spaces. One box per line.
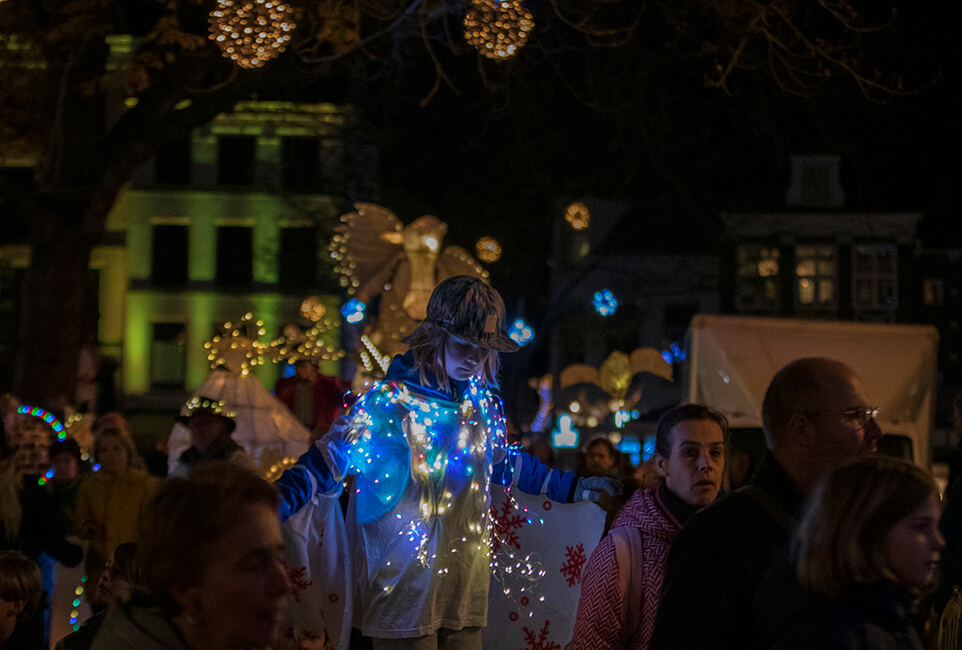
13, 191, 99, 411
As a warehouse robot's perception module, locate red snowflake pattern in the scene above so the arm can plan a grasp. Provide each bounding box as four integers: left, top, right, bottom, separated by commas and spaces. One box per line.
287, 566, 313, 602
490, 496, 526, 553
520, 620, 560, 650
559, 543, 586, 586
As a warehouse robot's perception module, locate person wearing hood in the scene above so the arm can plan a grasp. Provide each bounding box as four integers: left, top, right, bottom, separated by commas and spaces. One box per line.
567, 404, 728, 650
755, 456, 943, 650
275, 275, 621, 648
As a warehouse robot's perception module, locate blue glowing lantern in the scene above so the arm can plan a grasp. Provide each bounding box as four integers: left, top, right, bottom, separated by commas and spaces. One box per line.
551, 413, 580, 448
508, 318, 534, 347
593, 289, 618, 316
341, 298, 366, 324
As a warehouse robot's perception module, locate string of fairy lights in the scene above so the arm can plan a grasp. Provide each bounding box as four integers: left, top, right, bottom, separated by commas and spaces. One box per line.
338, 376, 547, 597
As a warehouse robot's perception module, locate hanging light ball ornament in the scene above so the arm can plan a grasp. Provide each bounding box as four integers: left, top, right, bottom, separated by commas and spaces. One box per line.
209, 0, 295, 69
463, 0, 534, 60
300, 296, 327, 322
565, 202, 590, 230
475, 237, 502, 262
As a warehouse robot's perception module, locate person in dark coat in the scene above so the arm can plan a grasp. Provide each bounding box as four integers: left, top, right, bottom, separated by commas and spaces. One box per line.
649, 357, 884, 650
168, 397, 251, 478
756, 457, 943, 650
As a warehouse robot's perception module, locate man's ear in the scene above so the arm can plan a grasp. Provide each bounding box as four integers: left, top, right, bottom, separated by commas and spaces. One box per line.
787, 414, 815, 448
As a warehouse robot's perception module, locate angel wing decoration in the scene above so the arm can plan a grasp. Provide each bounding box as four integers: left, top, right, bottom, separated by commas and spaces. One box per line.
330, 203, 489, 364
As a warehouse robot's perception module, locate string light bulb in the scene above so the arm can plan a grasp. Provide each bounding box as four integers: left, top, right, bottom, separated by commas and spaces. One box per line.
463, 0, 534, 60
209, 0, 295, 69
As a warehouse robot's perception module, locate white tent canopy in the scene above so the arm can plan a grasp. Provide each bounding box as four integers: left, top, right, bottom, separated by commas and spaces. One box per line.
687, 314, 939, 468
168, 369, 311, 474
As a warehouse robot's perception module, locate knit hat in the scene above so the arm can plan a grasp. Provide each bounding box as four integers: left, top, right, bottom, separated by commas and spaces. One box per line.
425, 276, 519, 352
176, 396, 237, 433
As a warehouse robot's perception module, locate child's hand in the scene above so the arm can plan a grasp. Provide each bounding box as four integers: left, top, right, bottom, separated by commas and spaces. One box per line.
574, 476, 623, 503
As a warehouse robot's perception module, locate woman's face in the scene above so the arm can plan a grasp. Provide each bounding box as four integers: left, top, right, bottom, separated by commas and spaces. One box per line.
883, 493, 945, 591
443, 335, 488, 382
97, 436, 129, 475
656, 419, 726, 508
96, 556, 126, 604
179, 503, 291, 648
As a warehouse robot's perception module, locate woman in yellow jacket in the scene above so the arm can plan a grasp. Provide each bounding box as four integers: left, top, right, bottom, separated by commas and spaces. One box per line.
74, 425, 157, 608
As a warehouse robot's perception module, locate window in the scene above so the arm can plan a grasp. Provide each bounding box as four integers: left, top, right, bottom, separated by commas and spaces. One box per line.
852, 244, 897, 311
150, 323, 186, 389
281, 137, 320, 190
795, 245, 836, 308
278, 227, 318, 291
154, 137, 192, 185
736, 245, 780, 311
215, 226, 253, 289
151, 225, 189, 286
216, 135, 256, 186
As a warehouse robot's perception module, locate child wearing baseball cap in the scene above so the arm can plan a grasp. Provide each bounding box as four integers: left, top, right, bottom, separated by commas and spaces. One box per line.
276, 276, 619, 648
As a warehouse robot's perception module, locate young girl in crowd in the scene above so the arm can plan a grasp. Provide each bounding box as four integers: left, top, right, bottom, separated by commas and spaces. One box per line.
74, 425, 157, 611
276, 275, 619, 649
756, 456, 944, 649
55, 542, 142, 650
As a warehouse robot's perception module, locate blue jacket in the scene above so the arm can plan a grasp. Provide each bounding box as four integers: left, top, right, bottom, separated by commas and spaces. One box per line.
276, 352, 578, 523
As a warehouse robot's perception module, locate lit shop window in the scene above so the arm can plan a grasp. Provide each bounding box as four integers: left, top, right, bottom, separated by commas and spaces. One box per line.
795, 245, 836, 308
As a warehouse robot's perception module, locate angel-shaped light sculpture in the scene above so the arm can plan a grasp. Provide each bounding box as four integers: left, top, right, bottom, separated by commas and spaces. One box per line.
556, 348, 674, 431
330, 203, 490, 367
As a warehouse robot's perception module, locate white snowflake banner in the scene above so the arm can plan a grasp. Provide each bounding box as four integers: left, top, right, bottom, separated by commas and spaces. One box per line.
484, 485, 607, 649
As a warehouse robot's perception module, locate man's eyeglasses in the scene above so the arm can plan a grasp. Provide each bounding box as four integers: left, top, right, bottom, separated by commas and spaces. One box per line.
805, 406, 880, 426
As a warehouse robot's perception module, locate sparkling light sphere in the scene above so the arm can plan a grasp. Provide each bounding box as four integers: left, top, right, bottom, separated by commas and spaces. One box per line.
475, 236, 502, 262
463, 0, 534, 60
341, 298, 366, 324
508, 319, 534, 346
300, 295, 327, 322
593, 289, 618, 316
565, 202, 590, 230
209, 0, 295, 69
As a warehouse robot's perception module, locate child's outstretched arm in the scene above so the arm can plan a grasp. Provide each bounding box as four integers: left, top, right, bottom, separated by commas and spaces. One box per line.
491, 449, 622, 503
274, 416, 353, 523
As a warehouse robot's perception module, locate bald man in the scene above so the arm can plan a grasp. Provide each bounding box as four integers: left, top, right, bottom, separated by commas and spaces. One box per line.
649, 357, 883, 650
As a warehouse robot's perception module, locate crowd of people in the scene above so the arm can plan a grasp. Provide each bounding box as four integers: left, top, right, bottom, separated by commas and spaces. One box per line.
2, 274, 961, 650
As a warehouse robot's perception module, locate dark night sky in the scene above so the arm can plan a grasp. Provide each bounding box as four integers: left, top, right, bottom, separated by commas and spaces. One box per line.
348, 0, 958, 264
